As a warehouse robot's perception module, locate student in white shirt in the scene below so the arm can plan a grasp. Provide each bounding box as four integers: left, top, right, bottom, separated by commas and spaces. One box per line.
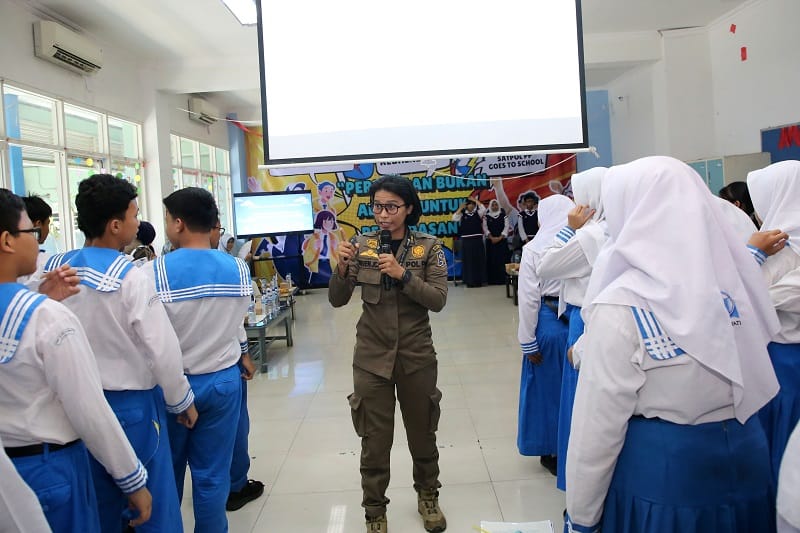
210, 220, 265, 512
150, 187, 252, 532
483, 199, 511, 285
536, 167, 607, 491
0, 188, 152, 532
747, 160, 800, 484
565, 156, 779, 533
517, 194, 574, 476
452, 197, 486, 287
45, 174, 197, 532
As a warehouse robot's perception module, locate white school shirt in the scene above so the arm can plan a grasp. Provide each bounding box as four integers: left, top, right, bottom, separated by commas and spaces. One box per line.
0, 298, 146, 493
756, 246, 800, 343
517, 244, 560, 355
143, 267, 249, 375
537, 223, 607, 317
16, 251, 49, 285
566, 303, 739, 528
0, 435, 52, 533
452, 204, 486, 237
59, 265, 194, 413
482, 213, 510, 238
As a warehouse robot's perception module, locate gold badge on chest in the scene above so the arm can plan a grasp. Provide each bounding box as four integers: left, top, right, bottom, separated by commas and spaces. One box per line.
411, 245, 425, 259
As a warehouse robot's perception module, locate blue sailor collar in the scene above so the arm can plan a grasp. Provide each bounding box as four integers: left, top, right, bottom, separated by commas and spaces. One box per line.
45, 248, 133, 293
0, 283, 47, 364
153, 248, 252, 303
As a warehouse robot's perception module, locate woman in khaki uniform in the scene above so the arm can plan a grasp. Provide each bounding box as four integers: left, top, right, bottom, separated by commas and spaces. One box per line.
329, 175, 449, 533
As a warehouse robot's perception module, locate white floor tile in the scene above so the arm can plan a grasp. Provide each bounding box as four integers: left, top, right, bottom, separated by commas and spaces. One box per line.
180, 286, 567, 532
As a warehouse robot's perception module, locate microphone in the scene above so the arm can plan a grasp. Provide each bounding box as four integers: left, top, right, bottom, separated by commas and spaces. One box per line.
379, 230, 393, 291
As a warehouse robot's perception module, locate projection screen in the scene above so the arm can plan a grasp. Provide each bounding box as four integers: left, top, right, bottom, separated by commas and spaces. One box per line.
257, 0, 587, 167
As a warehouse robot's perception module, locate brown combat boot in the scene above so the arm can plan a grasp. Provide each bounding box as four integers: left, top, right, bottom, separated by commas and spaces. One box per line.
366, 514, 387, 533
417, 489, 447, 532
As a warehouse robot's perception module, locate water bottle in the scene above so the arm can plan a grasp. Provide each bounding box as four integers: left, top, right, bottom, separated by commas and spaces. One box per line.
264, 288, 272, 320
272, 287, 279, 315
247, 297, 256, 323
286, 273, 292, 288
260, 290, 268, 319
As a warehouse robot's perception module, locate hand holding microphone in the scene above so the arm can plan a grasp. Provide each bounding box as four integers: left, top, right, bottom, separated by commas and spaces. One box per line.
379, 230, 393, 290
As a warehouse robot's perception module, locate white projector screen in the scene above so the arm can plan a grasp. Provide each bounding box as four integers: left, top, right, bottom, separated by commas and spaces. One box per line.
257, 0, 587, 167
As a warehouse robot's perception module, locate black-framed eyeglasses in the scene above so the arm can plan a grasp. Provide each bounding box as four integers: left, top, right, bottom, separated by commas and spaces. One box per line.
216, 227, 225, 234
14, 228, 42, 241
371, 203, 406, 215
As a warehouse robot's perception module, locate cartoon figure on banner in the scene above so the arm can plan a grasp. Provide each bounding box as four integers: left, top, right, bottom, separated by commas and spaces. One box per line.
317, 181, 337, 213
302, 210, 344, 286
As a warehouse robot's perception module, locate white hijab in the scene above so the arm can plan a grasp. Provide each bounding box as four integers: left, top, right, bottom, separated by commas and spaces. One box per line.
527, 194, 574, 257
218, 233, 235, 254
747, 160, 800, 257
486, 199, 503, 218
584, 156, 779, 423
570, 167, 609, 265
571, 167, 608, 222
715, 196, 757, 243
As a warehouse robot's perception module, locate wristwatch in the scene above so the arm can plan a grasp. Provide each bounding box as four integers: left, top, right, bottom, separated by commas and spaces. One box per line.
401, 269, 412, 286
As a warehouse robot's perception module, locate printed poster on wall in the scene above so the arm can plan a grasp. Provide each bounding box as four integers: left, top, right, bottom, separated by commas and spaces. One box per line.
243, 127, 576, 288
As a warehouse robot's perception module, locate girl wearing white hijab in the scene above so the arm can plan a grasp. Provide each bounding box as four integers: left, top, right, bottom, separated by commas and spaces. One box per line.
218, 233, 236, 255
566, 156, 779, 533
715, 196, 758, 242
517, 194, 574, 475
536, 166, 608, 491
747, 160, 800, 484
483, 199, 510, 285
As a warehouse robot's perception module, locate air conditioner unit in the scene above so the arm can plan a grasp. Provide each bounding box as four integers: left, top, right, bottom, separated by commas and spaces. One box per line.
188, 97, 219, 126
33, 21, 103, 75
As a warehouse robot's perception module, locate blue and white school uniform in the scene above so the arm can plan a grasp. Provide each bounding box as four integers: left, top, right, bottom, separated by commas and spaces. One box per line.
0, 435, 51, 532
0, 283, 146, 533
147, 248, 252, 533
537, 167, 608, 491
517, 195, 573, 457
748, 161, 800, 485
44, 247, 192, 532
566, 156, 779, 533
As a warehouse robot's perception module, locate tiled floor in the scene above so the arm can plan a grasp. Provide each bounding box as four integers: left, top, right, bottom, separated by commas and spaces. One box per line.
180, 284, 565, 532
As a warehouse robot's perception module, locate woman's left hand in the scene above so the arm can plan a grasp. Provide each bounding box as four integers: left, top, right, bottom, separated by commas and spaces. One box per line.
378, 252, 405, 280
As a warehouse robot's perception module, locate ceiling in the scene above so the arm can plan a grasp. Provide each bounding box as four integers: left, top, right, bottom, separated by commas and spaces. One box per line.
15, 0, 748, 116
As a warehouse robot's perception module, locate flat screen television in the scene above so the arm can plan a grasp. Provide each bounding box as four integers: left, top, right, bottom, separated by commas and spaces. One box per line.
233, 190, 314, 239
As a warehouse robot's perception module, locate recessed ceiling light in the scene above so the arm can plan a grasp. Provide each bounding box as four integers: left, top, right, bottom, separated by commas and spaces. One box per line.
221, 0, 257, 25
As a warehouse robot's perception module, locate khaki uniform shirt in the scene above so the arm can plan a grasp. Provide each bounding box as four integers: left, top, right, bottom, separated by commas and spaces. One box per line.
329, 230, 448, 379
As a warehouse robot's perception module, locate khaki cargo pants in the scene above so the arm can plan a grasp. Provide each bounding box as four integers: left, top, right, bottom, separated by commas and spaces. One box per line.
348, 362, 443, 518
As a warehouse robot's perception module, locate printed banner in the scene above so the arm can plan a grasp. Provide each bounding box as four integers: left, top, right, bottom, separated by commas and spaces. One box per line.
244, 128, 576, 288
762, 122, 800, 163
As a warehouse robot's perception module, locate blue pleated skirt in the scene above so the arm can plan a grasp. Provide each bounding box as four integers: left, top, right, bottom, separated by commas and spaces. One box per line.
758, 341, 800, 485
556, 304, 584, 491
600, 416, 774, 533
517, 301, 567, 456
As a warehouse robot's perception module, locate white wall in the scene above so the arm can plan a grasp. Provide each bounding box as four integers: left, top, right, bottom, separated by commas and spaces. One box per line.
606, 62, 667, 164
604, 0, 798, 165
0, 1, 230, 250
708, 0, 800, 156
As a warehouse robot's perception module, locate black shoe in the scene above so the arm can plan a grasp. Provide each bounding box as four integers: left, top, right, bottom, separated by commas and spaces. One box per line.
226, 479, 265, 511
539, 455, 558, 477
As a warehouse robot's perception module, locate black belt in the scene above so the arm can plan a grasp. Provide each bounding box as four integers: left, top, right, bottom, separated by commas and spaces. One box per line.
542, 296, 559, 303
5, 439, 81, 458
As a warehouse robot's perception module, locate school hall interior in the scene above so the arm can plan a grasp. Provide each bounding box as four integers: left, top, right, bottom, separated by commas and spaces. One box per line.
1, 0, 798, 531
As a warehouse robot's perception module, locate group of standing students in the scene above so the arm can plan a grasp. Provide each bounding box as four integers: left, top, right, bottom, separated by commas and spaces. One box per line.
0, 177, 262, 533
516, 156, 800, 533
